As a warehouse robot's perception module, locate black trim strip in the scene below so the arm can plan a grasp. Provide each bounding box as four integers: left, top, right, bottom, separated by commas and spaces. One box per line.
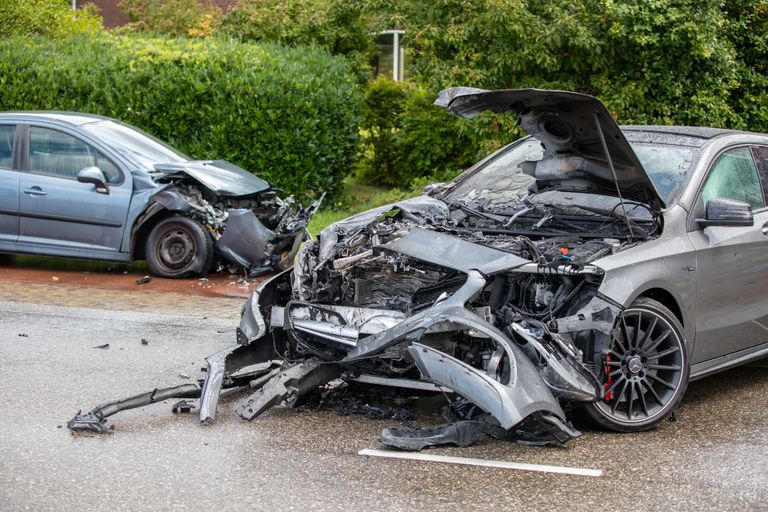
0, 208, 18, 216
19, 211, 123, 228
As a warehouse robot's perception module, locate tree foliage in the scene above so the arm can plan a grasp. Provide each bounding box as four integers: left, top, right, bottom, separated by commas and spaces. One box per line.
117, 0, 220, 37
0, 0, 102, 38
364, 0, 768, 131
216, 0, 375, 76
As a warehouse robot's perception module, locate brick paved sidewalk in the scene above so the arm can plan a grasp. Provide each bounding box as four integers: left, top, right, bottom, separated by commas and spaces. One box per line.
0, 280, 244, 320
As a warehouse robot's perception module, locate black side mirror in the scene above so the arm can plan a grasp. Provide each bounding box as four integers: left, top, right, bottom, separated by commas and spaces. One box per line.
697, 198, 753, 227
77, 167, 109, 195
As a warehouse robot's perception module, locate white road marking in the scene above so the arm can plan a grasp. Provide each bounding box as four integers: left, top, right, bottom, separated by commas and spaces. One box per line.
358, 448, 603, 477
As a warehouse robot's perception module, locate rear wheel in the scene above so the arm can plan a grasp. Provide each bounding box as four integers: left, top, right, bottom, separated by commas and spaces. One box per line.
145, 216, 213, 278
583, 297, 688, 432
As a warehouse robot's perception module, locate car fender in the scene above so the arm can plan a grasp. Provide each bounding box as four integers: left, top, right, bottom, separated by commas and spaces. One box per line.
125, 186, 194, 258
591, 206, 697, 348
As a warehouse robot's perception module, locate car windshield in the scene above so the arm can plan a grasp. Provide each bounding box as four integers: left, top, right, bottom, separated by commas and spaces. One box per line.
442, 136, 695, 208
443, 138, 542, 210
629, 143, 695, 205
81, 120, 189, 169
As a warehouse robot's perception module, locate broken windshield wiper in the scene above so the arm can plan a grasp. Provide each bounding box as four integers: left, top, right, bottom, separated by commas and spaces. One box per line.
453, 203, 508, 223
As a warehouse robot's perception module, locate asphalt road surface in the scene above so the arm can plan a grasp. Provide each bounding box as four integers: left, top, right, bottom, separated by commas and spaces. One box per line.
1, 298, 767, 511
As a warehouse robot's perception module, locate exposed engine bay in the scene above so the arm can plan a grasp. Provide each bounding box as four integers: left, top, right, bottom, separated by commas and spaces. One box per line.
149, 175, 323, 276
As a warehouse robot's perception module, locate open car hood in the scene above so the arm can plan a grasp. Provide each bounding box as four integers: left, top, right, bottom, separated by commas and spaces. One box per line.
435, 87, 665, 209
153, 160, 271, 198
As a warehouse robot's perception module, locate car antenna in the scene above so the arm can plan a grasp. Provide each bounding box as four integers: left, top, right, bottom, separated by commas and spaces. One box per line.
593, 112, 634, 242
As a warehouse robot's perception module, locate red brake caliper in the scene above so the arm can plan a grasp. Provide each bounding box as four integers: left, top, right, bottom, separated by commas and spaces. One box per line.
603, 353, 613, 402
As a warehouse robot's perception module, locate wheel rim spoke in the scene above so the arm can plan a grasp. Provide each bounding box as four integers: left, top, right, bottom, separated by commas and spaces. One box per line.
644, 329, 671, 354
637, 316, 658, 350
646, 346, 680, 360
605, 375, 626, 396
637, 381, 649, 416
632, 311, 643, 348
625, 382, 636, 419
647, 372, 676, 391
647, 363, 681, 371
639, 379, 663, 406
611, 379, 630, 414
617, 317, 631, 353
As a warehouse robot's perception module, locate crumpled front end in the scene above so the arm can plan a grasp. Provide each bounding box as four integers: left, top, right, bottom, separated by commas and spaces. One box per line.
144, 171, 324, 275
231, 199, 623, 448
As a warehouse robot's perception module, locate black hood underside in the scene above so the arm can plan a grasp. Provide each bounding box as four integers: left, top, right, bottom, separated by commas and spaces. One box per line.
435, 87, 665, 210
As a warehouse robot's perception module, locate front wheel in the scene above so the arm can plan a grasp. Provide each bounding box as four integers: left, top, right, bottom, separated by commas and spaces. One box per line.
582, 297, 689, 432
145, 216, 213, 278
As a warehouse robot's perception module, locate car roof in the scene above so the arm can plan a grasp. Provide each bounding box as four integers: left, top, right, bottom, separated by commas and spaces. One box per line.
0, 111, 110, 126
620, 125, 763, 148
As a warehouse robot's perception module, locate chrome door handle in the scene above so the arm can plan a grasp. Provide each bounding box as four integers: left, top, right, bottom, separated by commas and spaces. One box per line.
23, 187, 47, 196
763, 222, 768, 236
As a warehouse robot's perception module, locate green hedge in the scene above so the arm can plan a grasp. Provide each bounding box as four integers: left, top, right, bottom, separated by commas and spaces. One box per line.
0, 34, 362, 202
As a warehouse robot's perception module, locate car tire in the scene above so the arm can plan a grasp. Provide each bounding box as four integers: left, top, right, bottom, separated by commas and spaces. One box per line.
582, 297, 689, 432
145, 216, 213, 278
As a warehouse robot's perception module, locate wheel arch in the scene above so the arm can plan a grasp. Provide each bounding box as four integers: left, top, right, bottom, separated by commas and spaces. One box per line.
638, 287, 684, 327
599, 273, 694, 352
131, 206, 173, 260
129, 188, 195, 260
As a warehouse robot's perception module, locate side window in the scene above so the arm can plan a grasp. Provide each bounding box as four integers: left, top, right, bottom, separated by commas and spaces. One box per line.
701, 147, 765, 210
28, 127, 121, 183
0, 125, 15, 169
750, 146, 768, 206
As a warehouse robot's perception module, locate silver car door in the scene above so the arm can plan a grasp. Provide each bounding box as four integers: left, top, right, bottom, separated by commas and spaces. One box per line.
18, 126, 131, 254
688, 146, 768, 363
0, 124, 19, 244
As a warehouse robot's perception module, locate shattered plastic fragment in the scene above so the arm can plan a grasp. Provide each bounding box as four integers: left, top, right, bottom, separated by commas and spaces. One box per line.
381, 421, 489, 451
171, 400, 196, 414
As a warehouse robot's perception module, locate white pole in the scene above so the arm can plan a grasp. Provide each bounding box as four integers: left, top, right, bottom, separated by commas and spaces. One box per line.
72, 0, 76, 11
393, 32, 400, 81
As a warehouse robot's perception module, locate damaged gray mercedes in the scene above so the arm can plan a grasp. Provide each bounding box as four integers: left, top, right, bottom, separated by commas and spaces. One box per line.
0, 112, 321, 277
69, 89, 768, 450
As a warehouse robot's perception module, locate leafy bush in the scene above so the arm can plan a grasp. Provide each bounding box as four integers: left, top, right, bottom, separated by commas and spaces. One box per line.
216, 0, 375, 78
356, 77, 519, 187
0, 34, 362, 202
0, 0, 102, 38
118, 0, 220, 37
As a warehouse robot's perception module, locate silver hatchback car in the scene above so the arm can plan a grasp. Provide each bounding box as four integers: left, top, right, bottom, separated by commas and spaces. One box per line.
70, 90, 768, 449
0, 113, 320, 277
